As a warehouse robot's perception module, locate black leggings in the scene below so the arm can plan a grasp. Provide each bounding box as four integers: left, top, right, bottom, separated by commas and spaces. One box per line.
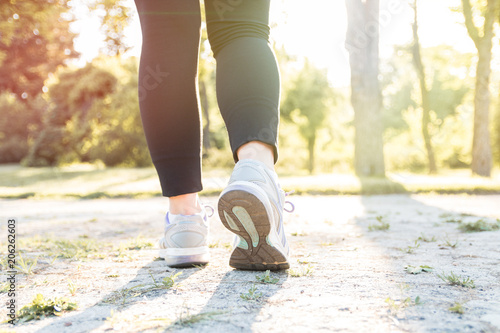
134, 0, 280, 197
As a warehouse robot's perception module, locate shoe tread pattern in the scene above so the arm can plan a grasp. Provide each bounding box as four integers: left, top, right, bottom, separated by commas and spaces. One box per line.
218, 190, 289, 271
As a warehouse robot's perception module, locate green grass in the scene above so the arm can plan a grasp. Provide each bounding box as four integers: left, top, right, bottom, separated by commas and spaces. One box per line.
256, 270, 279, 284
368, 216, 390, 231
17, 294, 78, 323
2, 164, 500, 198
437, 271, 476, 288
240, 285, 263, 301
459, 219, 500, 232
449, 302, 465, 314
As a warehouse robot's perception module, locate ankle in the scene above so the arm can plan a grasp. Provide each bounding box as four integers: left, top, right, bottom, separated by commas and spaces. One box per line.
168, 193, 202, 215
237, 141, 275, 171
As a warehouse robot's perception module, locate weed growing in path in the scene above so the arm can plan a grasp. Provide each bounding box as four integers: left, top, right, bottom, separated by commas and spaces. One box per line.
449, 302, 465, 314
68, 280, 77, 296
368, 216, 390, 231
437, 271, 475, 288
17, 294, 78, 323
240, 285, 263, 301
104, 272, 182, 305
459, 219, 500, 232
256, 270, 279, 284
14, 253, 38, 275
417, 233, 436, 242
289, 264, 314, 277
404, 265, 433, 274
124, 235, 154, 250
441, 236, 459, 248
400, 240, 420, 254
385, 296, 422, 314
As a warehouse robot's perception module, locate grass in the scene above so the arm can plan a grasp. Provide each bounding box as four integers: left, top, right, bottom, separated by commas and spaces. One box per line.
368, 216, 390, 231
449, 302, 465, 314
437, 271, 476, 289
240, 285, 263, 301
17, 294, 78, 323
289, 264, 314, 277
404, 265, 433, 274
14, 253, 38, 275
399, 240, 420, 254
441, 236, 459, 248
385, 296, 422, 314
2, 165, 500, 198
256, 270, 279, 284
18, 236, 108, 260
103, 272, 182, 305
417, 233, 437, 242
459, 219, 500, 232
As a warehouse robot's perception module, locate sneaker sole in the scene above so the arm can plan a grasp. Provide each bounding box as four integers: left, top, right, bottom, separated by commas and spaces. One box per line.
159, 247, 209, 268
218, 186, 289, 271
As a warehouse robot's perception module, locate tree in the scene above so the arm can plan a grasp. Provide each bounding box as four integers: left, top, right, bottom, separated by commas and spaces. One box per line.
281, 59, 333, 174
461, 0, 497, 177
411, 0, 437, 174
23, 63, 117, 166
90, 0, 133, 56
0, 0, 79, 99
345, 0, 385, 177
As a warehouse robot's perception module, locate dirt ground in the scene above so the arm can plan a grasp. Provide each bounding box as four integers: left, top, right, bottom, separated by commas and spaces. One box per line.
1, 194, 499, 332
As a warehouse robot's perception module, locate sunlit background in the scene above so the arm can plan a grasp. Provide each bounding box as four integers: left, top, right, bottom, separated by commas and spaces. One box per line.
69, 0, 480, 86
1, 0, 500, 180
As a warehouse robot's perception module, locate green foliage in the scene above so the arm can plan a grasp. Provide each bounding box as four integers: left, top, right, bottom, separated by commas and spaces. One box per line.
368, 216, 390, 231
22, 57, 152, 167
256, 270, 279, 284
399, 240, 420, 254
0, 93, 43, 163
0, 1, 79, 99
23, 63, 117, 166
17, 294, 78, 323
90, 0, 133, 56
240, 285, 263, 301
459, 218, 500, 232
14, 253, 38, 275
449, 302, 465, 314
382, 45, 473, 172
437, 271, 476, 288
84, 58, 151, 167
289, 264, 314, 277
404, 265, 433, 274
281, 58, 335, 173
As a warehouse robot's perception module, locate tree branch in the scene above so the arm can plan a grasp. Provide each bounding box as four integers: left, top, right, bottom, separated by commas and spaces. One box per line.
461, 0, 480, 47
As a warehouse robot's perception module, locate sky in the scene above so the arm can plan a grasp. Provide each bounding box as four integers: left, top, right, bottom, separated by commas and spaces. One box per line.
70, 0, 476, 87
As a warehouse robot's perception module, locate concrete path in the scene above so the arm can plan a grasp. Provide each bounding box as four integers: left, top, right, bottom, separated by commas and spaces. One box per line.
1, 195, 499, 332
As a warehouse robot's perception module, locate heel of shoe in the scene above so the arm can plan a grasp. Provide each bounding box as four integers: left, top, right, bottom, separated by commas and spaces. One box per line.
160, 247, 210, 268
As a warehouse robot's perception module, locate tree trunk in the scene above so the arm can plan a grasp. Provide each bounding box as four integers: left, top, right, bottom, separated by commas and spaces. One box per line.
471, 43, 493, 176
411, 0, 437, 174
345, 0, 385, 177
462, 0, 495, 177
307, 134, 316, 174
199, 79, 211, 152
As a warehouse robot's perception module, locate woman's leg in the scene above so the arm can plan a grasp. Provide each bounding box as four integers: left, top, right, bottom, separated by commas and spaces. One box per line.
205, 1, 290, 270
204, 0, 280, 167
134, 0, 203, 213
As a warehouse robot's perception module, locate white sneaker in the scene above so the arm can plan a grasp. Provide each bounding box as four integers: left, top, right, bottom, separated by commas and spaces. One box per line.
159, 204, 211, 268
218, 159, 291, 270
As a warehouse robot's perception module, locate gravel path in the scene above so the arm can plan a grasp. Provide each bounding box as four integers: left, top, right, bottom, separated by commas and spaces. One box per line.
1, 195, 499, 332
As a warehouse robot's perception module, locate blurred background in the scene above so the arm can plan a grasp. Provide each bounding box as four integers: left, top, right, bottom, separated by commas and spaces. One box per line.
1, 0, 499, 182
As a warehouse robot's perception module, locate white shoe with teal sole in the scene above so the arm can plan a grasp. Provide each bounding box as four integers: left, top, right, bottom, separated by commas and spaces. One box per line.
218, 159, 291, 271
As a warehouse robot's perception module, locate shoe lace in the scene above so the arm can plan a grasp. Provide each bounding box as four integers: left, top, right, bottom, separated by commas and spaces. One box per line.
202, 203, 215, 217
284, 190, 295, 213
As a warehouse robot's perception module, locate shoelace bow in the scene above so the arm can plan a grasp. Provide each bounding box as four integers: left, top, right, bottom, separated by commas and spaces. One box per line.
284, 190, 295, 213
